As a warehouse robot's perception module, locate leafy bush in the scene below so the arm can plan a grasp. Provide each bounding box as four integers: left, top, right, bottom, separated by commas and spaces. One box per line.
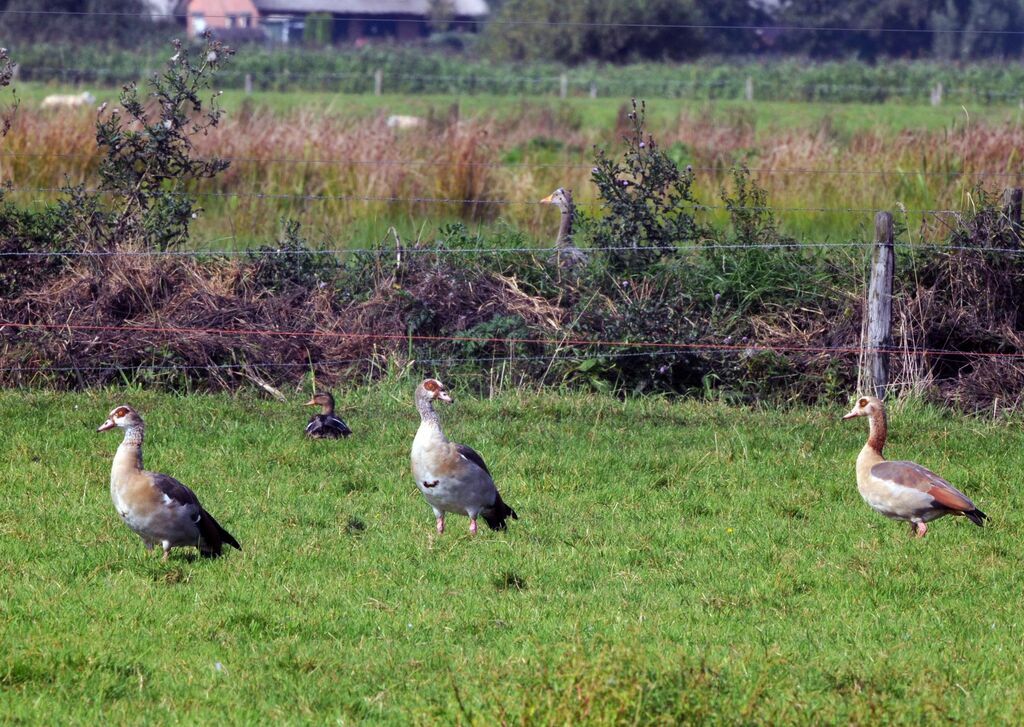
94, 36, 233, 250
589, 99, 700, 271
246, 219, 339, 293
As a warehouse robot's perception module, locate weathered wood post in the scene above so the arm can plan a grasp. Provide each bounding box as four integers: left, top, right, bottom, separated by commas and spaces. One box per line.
244, 73, 253, 95
930, 82, 943, 106
589, 81, 597, 99
1002, 187, 1022, 246
559, 73, 568, 99
866, 211, 895, 399
373, 68, 383, 96
744, 76, 754, 102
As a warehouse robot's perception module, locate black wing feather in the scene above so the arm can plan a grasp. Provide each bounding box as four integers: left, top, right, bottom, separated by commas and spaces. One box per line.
151, 473, 240, 556
151, 473, 200, 507
455, 443, 490, 476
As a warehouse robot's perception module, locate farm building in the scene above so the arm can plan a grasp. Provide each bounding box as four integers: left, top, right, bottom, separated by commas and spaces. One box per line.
180, 0, 490, 43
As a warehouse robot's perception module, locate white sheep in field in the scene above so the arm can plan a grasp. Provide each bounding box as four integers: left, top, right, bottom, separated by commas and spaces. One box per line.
40, 91, 96, 110
386, 114, 425, 130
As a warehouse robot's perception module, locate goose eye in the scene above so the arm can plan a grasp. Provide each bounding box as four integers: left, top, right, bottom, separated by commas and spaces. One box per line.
858, 398, 868, 408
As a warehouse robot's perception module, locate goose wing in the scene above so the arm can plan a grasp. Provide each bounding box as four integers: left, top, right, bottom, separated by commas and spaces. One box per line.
870, 460, 977, 513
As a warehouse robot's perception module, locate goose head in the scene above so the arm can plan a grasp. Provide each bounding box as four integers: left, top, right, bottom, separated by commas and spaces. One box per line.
416, 378, 453, 406
842, 395, 884, 420
98, 404, 143, 432
540, 187, 574, 214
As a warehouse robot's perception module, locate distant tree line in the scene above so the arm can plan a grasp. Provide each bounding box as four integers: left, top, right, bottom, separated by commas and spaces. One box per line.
0, 0, 173, 46
485, 0, 1024, 62
0, 0, 1021, 61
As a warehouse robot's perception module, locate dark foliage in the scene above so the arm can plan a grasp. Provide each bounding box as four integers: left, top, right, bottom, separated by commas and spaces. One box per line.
590, 99, 700, 272
95, 35, 233, 250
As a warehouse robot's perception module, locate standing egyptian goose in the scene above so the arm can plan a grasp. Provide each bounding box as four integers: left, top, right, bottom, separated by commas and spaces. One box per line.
304, 391, 352, 439
410, 378, 518, 534
540, 187, 588, 269
842, 395, 987, 537
98, 405, 241, 559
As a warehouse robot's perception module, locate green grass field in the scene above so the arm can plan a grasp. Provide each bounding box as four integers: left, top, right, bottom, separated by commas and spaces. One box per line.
14, 81, 1024, 135
1, 383, 1021, 723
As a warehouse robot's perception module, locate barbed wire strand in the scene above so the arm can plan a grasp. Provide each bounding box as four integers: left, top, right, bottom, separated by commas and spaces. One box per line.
3, 149, 1024, 181
4, 9, 1024, 36
0, 184, 986, 215
3, 241, 1024, 258
3, 320, 1024, 361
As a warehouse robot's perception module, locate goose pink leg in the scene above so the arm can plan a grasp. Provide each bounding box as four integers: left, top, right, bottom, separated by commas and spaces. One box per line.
469, 518, 478, 535
436, 516, 445, 534
911, 521, 927, 538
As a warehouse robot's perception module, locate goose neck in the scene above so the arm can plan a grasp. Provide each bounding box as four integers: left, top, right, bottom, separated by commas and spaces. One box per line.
866, 408, 887, 456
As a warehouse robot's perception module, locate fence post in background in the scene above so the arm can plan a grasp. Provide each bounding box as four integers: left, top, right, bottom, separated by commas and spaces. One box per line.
1002, 187, 1022, 246
744, 76, 754, 102
589, 81, 597, 99
866, 211, 895, 400
244, 73, 253, 95
930, 82, 943, 106
373, 68, 383, 96
559, 73, 568, 99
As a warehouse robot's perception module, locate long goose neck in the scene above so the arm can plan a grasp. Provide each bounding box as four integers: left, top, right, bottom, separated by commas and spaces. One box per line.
320, 403, 334, 416
416, 397, 447, 440
556, 203, 574, 248
866, 408, 887, 456
113, 424, 144, 473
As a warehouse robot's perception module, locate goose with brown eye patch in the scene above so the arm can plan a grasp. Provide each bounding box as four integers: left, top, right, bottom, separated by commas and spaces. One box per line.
410, 378, 518, 535
97, 404, 241, 560
304, 391, 352, 439
842, 395, 988, 538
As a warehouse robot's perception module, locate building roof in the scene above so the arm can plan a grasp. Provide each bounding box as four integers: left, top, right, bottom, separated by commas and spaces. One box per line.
253, 0, 489, 18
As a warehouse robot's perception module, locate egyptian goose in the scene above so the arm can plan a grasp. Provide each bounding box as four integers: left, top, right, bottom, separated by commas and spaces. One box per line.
410, 378, 518, 534
304, 391, 352, 439
540, 187, 588, 269
98, 405, 241, 559
843, 395, 987, 537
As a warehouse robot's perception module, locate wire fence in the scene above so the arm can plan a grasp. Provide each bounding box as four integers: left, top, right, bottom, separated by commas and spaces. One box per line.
3, 320, 1022, 363
3, 149, 1024, 181
0, 183, 1001, 215
3, 241, 1024, 259
14, 64, 1024, 104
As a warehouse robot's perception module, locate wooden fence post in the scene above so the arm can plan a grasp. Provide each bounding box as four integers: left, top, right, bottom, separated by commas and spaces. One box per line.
589, 81, 597, 99
559, 73, 568, 99
744, 76, 754, 102
244, 73, 253, 95
1003, 187, 1022, 246
373, 68, 383, 96
866, 211, 895, 400
930, 82, 943, 106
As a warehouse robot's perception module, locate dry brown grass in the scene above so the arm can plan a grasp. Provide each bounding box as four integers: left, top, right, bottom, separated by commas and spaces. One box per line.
5, 104, 1024, 245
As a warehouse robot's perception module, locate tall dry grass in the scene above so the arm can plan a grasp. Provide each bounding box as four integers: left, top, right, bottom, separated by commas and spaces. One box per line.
3, 103, 1024, 246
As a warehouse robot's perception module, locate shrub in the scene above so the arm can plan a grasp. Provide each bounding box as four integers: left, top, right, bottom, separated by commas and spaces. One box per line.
589, 99, 701, 271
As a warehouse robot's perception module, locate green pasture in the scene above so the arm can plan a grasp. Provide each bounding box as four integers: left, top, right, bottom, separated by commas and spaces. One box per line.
1, 383, 1021, 723
15, 81, 1024, 135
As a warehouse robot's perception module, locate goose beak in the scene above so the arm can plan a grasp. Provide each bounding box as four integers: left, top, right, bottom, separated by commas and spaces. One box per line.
841, 410, 859, 420
539, 193, 555, 204
304, 398, 317, 406
439, 391, 453, 404
97, 419, 116, 432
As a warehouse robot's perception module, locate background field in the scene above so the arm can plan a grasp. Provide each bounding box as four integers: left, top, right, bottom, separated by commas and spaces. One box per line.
1, 384, 1020, 723
4, 80, 1024, 246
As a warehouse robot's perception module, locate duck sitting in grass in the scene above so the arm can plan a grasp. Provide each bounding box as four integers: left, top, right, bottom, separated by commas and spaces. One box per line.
305, 391, 352, 439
